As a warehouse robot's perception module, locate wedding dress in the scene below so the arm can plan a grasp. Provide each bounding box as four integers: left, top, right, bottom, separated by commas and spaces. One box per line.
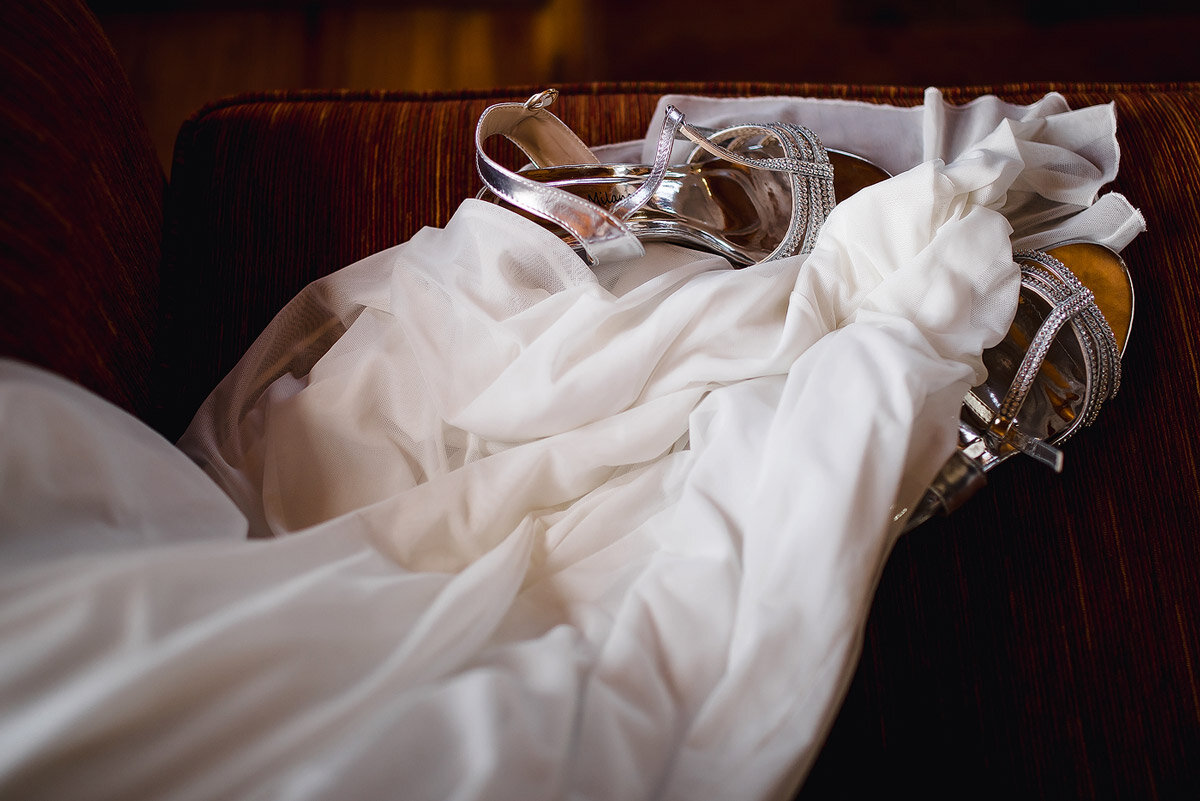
0, 89, 1143, 800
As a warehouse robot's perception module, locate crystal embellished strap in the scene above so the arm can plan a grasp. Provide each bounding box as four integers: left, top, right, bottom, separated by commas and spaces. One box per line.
995, 283, 1095, 426
1016, 249, 1122, 413
680, 120, 835, 259
780, 122, 836, 257
679, 121, 835, 181
995, 250, 1123, 435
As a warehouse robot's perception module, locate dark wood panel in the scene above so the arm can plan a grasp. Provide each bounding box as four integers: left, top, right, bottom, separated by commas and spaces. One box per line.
97, 1, 1200, 170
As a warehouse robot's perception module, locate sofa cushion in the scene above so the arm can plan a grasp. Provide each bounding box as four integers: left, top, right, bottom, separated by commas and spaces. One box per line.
0, 0, 164, 420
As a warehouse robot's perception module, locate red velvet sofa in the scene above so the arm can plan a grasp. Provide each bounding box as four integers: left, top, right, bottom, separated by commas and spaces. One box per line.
3, 1, 1199, 797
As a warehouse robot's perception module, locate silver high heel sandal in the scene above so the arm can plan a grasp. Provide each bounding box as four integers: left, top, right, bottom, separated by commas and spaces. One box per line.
475, 89, 889, 267
904, 241, 1135, 532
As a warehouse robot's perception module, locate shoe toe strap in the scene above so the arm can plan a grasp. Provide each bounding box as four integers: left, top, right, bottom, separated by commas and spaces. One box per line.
992, 250, 1123, 450
678, 120, 837, 259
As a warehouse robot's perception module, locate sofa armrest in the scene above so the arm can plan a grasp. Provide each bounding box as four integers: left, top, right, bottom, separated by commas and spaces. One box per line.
0, 0, 165, 420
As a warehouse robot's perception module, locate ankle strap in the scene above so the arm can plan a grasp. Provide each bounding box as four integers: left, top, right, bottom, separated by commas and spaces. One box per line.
475, 90, 646, 265
477, 89, 598, 169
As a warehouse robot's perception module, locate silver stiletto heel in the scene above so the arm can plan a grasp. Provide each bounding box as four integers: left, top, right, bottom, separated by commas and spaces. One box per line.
475, 89, 889, 267
904, 241, 1134, 531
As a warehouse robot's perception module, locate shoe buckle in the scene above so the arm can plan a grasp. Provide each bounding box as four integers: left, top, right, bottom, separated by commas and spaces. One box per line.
523, 88, 558, 110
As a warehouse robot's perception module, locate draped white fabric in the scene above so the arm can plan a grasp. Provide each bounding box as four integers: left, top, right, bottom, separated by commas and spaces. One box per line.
0, 91, 1143, 800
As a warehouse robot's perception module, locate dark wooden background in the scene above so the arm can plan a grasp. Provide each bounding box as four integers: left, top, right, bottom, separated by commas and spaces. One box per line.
90, 0, 1200, 170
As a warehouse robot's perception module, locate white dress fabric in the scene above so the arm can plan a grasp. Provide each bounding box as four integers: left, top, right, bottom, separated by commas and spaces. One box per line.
0, 90, 1144, 800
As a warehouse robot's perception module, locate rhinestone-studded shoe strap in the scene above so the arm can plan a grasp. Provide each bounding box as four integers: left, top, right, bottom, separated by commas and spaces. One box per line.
994, 251, 1123, 438
678, 120, 836, 259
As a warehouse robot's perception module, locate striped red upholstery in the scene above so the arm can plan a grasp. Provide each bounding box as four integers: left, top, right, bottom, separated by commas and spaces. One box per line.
0, 0, 164, 421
